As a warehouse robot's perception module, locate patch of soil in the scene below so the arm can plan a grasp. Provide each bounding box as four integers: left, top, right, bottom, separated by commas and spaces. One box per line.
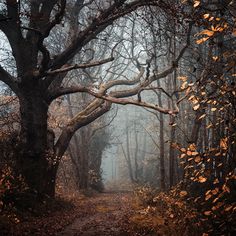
57, 193, 134, 236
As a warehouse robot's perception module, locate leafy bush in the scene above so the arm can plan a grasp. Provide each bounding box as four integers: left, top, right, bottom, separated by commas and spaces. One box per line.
134, 184, 159, 206
0, 164, 28, 211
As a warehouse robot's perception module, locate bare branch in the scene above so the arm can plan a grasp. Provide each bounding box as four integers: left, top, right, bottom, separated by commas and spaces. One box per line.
103, 67, 145, 91
51, 84, 178, 115
50, 0, 164, 69
48, 19, 192, 114
141, 124, 160, 149
110, 21, 193, 99
46, 57, 114, 76
49, 86, 88, 101
0, 65, 19, 94
89, 107, 118, 140
43, 0, 66, 38
88, 93, 179, 115
48, 67, 144, 101
137, 86, 172, 102
0, 16, 11, 22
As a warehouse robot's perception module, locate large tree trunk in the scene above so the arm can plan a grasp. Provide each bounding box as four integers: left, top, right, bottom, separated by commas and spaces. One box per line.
17, 88, 56, 197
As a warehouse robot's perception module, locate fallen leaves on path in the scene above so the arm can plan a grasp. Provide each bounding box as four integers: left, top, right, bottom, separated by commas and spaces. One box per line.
1, 192, 135, 236
3, 190, 233, 236
57, 193, 134, 236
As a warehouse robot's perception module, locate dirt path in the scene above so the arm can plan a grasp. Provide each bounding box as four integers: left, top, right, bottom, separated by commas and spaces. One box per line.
57, 193, 134, 236
2, 191, 203, 236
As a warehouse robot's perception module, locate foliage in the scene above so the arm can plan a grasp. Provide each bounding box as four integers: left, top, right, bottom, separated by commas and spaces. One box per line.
55, 154, 78, 196
88, 169, 104, 192
134, 184, 159, 206
0, 196, 77, 236
162, 1, 236, 234
131, 180, 236, 235
130, 188, 201, 236
0, 165, 28, 211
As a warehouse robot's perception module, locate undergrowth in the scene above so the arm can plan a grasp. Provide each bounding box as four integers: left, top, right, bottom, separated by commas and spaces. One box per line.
130, 181, 236, 236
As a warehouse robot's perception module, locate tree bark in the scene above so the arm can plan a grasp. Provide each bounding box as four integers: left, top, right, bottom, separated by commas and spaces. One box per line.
17, 88, 57, 197
169, 116, 176, 188
156, 81, 166, 190
78, 128, 89, 190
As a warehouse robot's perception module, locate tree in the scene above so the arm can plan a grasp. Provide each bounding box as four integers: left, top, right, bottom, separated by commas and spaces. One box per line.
0, 0, 192, 197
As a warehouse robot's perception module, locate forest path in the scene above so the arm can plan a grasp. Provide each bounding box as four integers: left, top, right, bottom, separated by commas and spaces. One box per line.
57, 192, 134, 236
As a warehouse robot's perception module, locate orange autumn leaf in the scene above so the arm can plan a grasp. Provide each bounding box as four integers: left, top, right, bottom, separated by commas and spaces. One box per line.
198, 176, 207, 183
193, 1, 200, 7
187, 150, 192, 156
180, 191, 188, 197
220, 137, 228, 150
194, 156, 201, 163
225, 206, 233, 212
204, 211, 212, 216
193, 104, 200, 110
196, 37, 210, 44
197, 29, 214, 37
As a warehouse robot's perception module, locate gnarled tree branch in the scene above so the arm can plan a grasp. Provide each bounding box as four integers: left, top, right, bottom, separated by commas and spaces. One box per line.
46, 57, 114, 76
0, 65, 19, 94
55, 100, 111, 158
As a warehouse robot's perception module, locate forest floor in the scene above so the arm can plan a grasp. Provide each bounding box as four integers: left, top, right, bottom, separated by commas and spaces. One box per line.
57, 192, 134, 236
56, 191, 201, 236
1, 190, 235, 236
1, 192, 134, 236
